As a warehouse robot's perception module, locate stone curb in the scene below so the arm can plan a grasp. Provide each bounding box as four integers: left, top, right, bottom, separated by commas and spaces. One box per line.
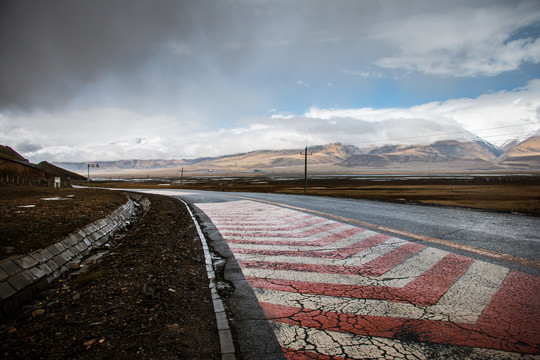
179, 199, 236, 360
0, 197, 140, 318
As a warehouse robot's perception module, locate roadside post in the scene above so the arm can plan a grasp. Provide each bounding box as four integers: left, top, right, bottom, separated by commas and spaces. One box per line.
300, 146, 312, 195
180, 167, 184, 188
87, 163, 99, 182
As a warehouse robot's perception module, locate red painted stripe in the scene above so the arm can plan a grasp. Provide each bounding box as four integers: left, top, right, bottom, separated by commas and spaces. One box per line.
238, 242, 425, 277
261, 301, 538, 354
222, 222, 344, 238
246, 253, 474, 306
231, 233, 391, 259
227, 227, 365, 247
476, 270, 540, 351
282, 347, 348, 360
357, 242, 425, 276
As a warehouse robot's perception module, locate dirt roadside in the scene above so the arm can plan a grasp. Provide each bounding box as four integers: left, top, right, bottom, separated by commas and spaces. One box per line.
0, 191, 221, 359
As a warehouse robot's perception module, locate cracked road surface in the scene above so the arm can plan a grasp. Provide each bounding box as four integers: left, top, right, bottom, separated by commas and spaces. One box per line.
130, 189, 540, 359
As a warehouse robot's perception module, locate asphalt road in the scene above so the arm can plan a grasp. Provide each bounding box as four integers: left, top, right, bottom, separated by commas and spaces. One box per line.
131, 189, 540, 359
173, 190, 540, 274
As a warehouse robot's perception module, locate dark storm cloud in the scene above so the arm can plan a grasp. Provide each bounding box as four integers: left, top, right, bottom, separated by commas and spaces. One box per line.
0, 0, 201, 110
3, 0, 522, 112
0, 0, 391, 111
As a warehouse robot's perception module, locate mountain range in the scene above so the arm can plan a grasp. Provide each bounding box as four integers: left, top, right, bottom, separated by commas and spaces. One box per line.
54, 136, 540, 177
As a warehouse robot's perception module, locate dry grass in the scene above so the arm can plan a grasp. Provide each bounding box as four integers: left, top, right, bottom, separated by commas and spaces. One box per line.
0, 185, 127, 259
89, 175, 540, 216
299, 184, 540, 214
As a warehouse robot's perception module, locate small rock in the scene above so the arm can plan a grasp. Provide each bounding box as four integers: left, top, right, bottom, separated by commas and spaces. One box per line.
31, 308, 45, 317
72, 291, 81, 300
84, 338, 97, 347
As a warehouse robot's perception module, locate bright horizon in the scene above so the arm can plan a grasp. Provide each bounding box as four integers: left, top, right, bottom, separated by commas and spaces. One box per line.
1, 0, 539, 163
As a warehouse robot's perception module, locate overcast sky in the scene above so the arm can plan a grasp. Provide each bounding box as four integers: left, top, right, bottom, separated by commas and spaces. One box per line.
1, 0, 540, 162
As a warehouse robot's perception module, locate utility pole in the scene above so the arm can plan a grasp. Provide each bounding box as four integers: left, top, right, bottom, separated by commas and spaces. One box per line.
87, 163, 99, 182
300, 146, 312, 195
180, 168, 184, 188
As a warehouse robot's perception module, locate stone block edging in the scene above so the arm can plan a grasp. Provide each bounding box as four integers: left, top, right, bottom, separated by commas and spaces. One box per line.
0, 197, 138, 318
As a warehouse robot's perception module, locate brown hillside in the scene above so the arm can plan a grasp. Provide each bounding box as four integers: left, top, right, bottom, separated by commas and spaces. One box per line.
341, 140, 500, 168
496, 136, 540, 168
190, 144, 356, 170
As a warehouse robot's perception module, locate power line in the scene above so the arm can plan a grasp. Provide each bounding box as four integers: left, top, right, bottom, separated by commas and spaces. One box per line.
474, 130, 539, 140
356, 122, 540, 144
368, 122, 539, 144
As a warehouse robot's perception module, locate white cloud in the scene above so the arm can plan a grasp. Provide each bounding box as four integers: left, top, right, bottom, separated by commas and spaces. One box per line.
270, 113, 295, 120
304, 79, 540, 145
3, 80, 540, 163
372, 4, 540, 77
343, 69, 386, 78
0, 107, 202, 162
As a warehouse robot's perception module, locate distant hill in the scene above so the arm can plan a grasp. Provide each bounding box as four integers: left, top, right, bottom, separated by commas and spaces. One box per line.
56, 159, 189, 172
495, 136, 540, 169
341, 140, 502, 169
53, 138, 540, 177
189, 144, 363, 170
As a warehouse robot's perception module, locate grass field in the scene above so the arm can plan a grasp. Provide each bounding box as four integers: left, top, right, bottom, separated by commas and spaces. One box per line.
87, 174, 540, 216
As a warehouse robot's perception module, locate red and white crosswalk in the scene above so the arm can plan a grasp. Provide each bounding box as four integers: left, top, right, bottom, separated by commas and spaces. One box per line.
196, 200, 540, 359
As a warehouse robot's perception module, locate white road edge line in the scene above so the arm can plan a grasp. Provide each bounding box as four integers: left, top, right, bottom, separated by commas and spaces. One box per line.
179, 198, 236, 360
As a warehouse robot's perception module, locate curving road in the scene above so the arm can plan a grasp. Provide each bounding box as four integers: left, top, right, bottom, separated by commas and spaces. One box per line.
131, 188, 540, 359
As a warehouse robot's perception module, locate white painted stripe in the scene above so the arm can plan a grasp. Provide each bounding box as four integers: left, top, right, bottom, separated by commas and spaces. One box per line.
209, 208, 298, 220
256, 287, 427, 320
379, 246, 448, 280
233, 237, 408, 267
242, 267, 414, 287
210, 213, 308, 225
426, 260, 509, 323
221, 219, 341, 237
271, 322, 535, 360
255, 284, 490, 324
241, 248, 449, 288
215, 214, 317, 229
199, 203, 291, 213
222, 224, 361, 246
228, 231, 368, 251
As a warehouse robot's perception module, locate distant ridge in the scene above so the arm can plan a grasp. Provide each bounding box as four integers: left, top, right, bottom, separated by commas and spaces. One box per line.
53, 138, 540, 176
496, 136, 540, 168
341, 140, 502, 168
